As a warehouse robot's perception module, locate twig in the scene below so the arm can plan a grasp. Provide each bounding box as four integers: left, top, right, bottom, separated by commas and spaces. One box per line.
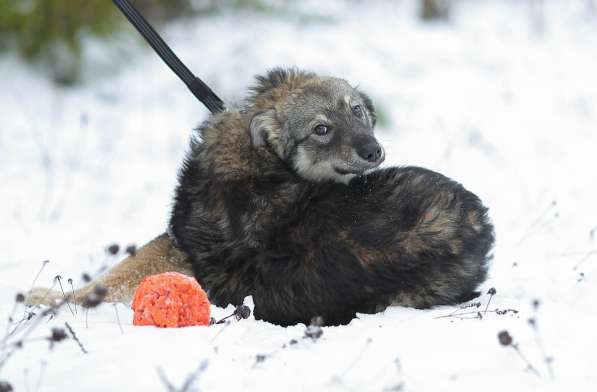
113, 304, 124, 334
1, 296, 21, 363
484, 287, 496, 315
516, 200, 557, 246
435, 308, 518, 319
1, 265, 106, 376
4, 310, 38, 342
157, 361, 208, 392
341, 338, 372, 377
512, 344, 540, 376
1, 284, 104, 371
252, 317, 325, 368
157, 367, 176, 392
65, 322, 87, 354
215, 305, 251, 324
29, 261, 50, 299
210, 321, 230, 343
528, 318, 554, 379
498, 331, 540, 377
55, 276, 74, 316
383, 358, 405, 392
8, 260, 50, 338
529, 301, 555, 380
328, 337, 373, 386
68, 279, 77, 315
572, 251, 597, 271
10, 299, 67, 352
180, 361, 208, 392
444, 301, 481, 319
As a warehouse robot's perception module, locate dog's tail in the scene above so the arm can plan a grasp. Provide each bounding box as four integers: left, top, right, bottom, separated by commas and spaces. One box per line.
26, 233, 192, 306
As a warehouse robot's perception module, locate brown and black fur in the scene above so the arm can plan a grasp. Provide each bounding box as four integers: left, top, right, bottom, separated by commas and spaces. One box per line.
169, 68, 495, 326
26, 68, 493, 326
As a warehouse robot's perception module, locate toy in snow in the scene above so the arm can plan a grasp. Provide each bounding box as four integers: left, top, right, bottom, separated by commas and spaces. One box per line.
131, 272, 210, 327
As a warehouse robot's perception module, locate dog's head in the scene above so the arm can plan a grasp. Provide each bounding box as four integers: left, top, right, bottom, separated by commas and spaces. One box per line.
248, 68, 384, 183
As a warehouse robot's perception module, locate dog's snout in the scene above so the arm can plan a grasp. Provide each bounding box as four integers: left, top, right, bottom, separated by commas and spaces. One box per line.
356, 139, 383, 163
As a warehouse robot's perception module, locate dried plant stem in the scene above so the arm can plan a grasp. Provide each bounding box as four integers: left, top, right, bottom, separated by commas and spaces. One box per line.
4, 313, 32, 340
55, 277, 74, 316
157, 367, 176, 392
65, 322, 87, 354
0, 302, 19, 362
1, 302, 66, 369
11, 301, 65, 353
69, 280, 78, 315
512, 344, 540, 377
572, 250, 597, 270
113, 304, 124, 334
484, 292, 495, 315
341, 338, 372, 377
215, 314, 235, 324
29, 261, 49, 299
157, 361, 209, 392
13, 259, 51, 336
210, 321, 230, 343
435, 309, 517, 319
180, 361, 208, 392
516, 201, 557, 246
529, 321, 554, 380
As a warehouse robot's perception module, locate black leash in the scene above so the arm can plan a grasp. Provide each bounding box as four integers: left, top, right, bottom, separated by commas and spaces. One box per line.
112, 0, 225, 114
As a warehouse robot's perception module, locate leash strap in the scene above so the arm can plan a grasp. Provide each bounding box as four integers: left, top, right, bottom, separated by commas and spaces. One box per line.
113, 0, 225, 114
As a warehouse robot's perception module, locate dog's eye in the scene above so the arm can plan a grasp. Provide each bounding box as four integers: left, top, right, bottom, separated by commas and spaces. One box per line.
351, 105, 363, 118
313, 124, 329, 136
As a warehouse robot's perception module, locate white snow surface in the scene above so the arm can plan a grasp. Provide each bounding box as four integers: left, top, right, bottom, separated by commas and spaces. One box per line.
1, 1, 597, 390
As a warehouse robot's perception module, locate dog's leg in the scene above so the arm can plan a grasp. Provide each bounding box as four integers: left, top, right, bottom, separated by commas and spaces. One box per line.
25, 233, 192, 306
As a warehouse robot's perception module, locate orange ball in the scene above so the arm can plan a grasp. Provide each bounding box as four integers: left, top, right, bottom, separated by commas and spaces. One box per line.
131, 272, 210, 328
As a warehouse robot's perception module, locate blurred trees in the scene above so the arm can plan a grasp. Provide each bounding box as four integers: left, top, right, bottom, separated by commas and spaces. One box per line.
419, 0, 450, 21
0, 0, 122, 84
0, 0, 270, 85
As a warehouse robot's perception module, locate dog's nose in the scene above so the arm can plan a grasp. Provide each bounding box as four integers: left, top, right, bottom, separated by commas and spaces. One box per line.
356, 139, 383, 163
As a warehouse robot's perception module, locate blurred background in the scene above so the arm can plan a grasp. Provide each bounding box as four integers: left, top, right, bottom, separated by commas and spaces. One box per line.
2, 0, 597, 280
1, 1, 597, 390
1, 0, 596, 273
3, 0, 596, 84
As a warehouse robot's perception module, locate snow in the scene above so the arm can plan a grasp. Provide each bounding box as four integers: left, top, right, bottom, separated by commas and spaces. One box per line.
1, 0, 596, 390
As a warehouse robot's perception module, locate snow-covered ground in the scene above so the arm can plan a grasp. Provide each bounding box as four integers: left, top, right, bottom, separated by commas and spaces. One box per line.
1, 0, 597, 390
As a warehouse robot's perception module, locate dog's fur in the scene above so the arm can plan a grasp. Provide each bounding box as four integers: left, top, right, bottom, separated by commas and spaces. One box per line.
27, 68, 494, 326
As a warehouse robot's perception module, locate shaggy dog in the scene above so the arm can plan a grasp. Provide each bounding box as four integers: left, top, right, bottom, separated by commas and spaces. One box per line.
28, 68, 494, 326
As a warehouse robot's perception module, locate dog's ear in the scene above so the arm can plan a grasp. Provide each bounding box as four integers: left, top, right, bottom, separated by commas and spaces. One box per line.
249, 110, 276, 148
358, 91, 377, 127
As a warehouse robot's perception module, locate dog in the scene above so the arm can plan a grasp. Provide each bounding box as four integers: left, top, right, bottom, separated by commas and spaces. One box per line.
27, 68, 494, 326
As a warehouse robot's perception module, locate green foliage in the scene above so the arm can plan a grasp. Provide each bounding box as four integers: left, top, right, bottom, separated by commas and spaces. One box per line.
0, 0, 214, 84
0, 0, 122, 84
0, 0, 300, 85
0, 0, 119, 58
